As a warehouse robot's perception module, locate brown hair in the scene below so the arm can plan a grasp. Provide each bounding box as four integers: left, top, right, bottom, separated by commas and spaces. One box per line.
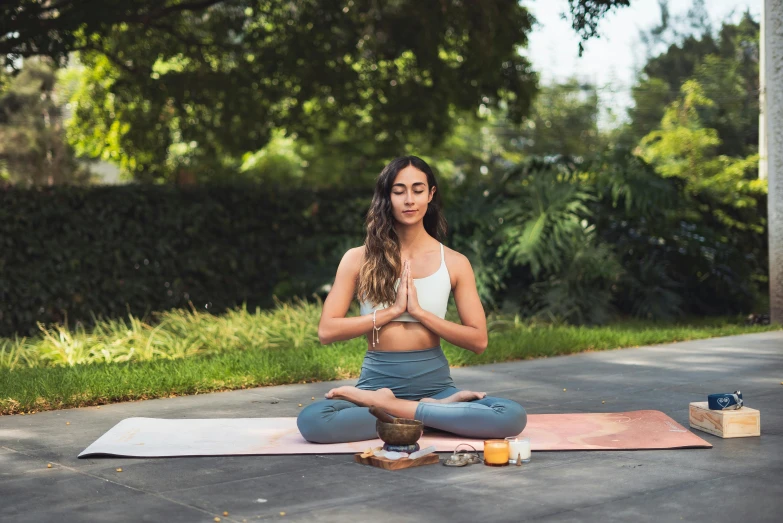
357, 156, 447, 307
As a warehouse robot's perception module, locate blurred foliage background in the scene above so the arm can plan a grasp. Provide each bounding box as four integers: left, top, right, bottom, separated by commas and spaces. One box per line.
0, 0, 768, 335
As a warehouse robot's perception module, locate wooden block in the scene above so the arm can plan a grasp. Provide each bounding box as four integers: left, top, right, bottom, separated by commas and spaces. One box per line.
689, 402, 760, 438
354, 452, 440, 470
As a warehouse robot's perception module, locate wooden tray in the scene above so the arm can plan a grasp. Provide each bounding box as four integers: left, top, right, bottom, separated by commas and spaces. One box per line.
354, 452, 440, 470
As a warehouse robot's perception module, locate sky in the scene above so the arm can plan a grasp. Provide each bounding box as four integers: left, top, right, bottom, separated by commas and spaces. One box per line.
523, 0, 761, 126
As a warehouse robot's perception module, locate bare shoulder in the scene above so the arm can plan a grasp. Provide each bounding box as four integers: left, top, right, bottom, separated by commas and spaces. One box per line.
443, 244, 471, 268
442, 245, 473, 286
330, 246, 365, 295
339, 245, 366, 272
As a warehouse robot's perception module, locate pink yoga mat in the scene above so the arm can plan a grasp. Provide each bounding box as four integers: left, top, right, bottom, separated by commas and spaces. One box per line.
79, 410, 711, 458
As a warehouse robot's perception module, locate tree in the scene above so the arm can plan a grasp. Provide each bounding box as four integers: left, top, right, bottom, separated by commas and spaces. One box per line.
0, 57, 92, 186
638, 80, 765, 227
565, 0, 632, 55
609, 7, 771, 317
1, 1, 640, 182
5, 1, 539, 181
517, 79, 601, 159
2, 1, 635, 67
635, 80, 767, 312
629, 11, 760, 156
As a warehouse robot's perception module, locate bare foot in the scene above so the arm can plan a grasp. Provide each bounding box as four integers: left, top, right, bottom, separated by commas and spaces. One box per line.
325, 386, 396, 407
420, 390, 487, 403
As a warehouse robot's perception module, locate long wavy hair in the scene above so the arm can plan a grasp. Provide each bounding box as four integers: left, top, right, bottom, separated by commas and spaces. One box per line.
357, 156, 448, 307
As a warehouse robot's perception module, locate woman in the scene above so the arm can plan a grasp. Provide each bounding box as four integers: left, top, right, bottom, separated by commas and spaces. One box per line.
297, 156, 526, 444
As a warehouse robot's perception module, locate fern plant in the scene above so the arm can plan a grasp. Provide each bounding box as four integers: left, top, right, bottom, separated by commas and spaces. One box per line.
445, 179, 508, 308
495, 158, 595, 278
533, 239, 623, 325
489, 157, 626, 324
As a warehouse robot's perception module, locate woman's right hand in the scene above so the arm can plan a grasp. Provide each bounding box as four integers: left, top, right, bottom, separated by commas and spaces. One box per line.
391, 260, 409, 315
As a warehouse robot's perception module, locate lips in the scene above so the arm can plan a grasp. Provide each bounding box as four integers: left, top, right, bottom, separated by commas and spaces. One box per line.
403, 210, 417, 214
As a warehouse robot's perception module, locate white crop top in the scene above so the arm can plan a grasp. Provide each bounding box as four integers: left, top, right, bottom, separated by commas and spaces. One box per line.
359, 243, 451, 322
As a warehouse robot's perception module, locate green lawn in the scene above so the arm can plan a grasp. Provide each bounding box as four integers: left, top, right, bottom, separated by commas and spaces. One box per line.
1, 300, 779, 415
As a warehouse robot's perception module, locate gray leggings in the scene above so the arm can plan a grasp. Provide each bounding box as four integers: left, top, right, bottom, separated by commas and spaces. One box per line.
297, 345, 527, 444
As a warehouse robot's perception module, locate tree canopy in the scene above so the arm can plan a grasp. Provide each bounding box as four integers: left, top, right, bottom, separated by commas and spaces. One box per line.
0, 57, 91, 185
629, 10, 759, 156
8, 1, 540, 180
2, 1, 633, 68
1, 1, 633, 181
565, 0, 631, 54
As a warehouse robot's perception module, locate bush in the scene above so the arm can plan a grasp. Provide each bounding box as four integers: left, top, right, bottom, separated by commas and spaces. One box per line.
0, 184, 370, 336
0, 151, 769, 337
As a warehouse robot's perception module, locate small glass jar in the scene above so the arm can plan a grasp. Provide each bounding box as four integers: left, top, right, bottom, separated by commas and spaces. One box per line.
483, 439, 510, 467
505, 436, 531, 464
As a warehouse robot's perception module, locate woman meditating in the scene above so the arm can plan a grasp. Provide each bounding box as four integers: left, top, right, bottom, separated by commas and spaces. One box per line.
297, 155, 527, 444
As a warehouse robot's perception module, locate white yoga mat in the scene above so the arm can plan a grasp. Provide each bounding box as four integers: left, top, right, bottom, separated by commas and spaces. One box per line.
78, 417, 485, 457
78, 412, 711, 458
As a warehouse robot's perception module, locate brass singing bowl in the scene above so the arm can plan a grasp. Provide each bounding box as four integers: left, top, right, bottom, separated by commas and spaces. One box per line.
375, 418, 423, 446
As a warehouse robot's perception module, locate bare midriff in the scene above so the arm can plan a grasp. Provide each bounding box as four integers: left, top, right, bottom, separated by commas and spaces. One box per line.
365, 321, 439, 352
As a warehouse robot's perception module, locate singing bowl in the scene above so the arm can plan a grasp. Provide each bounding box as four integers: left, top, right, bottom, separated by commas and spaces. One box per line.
375, 418, 423, 446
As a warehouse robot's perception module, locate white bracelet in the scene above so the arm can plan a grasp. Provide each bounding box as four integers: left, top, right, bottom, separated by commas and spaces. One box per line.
372, 309, 381, 348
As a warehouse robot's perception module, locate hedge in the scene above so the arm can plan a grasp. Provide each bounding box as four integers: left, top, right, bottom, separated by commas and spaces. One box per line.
0, 184, 371, 337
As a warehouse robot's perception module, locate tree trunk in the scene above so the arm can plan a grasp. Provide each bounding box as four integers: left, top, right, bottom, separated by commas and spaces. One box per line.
760, 7, 767, 181
765, 0, 783, 323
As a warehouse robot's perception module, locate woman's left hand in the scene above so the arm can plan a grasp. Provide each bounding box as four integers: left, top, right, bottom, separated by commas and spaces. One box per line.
405, 260, 424, 318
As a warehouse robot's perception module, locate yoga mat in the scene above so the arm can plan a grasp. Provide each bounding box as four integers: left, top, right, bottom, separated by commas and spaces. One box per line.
79, 410, 711, 458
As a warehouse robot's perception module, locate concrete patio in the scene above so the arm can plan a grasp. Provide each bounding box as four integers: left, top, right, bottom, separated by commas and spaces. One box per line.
1, 331, 781, 522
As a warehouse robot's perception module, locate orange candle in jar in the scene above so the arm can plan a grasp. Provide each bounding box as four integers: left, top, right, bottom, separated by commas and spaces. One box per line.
483, 439, 509, 466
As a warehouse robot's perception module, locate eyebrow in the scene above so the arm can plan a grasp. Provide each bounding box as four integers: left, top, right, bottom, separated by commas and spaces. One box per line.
392, 182, 427, 188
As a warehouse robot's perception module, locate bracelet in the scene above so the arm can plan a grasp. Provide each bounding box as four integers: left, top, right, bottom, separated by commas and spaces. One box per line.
372, 309, 381, 348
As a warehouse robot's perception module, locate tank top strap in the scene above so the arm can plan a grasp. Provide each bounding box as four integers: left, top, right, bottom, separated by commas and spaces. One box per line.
440, 243, 445, 265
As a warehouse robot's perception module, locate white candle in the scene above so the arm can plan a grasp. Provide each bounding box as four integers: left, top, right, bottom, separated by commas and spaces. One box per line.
506, 437, 531, 462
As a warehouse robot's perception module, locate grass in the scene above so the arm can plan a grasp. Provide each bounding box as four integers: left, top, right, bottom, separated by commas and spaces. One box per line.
0, 298, 779, 415
0, 297, 326, 370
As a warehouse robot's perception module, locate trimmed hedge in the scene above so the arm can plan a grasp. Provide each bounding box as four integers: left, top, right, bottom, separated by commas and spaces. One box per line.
0, 184, 371, 337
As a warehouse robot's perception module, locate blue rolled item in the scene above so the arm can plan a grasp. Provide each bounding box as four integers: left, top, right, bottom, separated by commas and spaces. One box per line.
708, 390, 743, 410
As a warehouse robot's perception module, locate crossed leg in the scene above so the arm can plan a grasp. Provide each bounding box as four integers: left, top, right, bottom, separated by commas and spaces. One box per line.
324, 386, 487, 419
297, 386, 525, 443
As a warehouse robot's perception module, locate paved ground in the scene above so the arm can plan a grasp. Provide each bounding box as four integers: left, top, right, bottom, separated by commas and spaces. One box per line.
1, 331, 782, 523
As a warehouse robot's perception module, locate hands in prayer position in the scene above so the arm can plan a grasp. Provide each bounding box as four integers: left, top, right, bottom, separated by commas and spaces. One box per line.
391, 259, 423, 319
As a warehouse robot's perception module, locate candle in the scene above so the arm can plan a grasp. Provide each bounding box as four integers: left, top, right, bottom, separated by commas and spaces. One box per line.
483, 439, 509, 466
505, 436, 531, 464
